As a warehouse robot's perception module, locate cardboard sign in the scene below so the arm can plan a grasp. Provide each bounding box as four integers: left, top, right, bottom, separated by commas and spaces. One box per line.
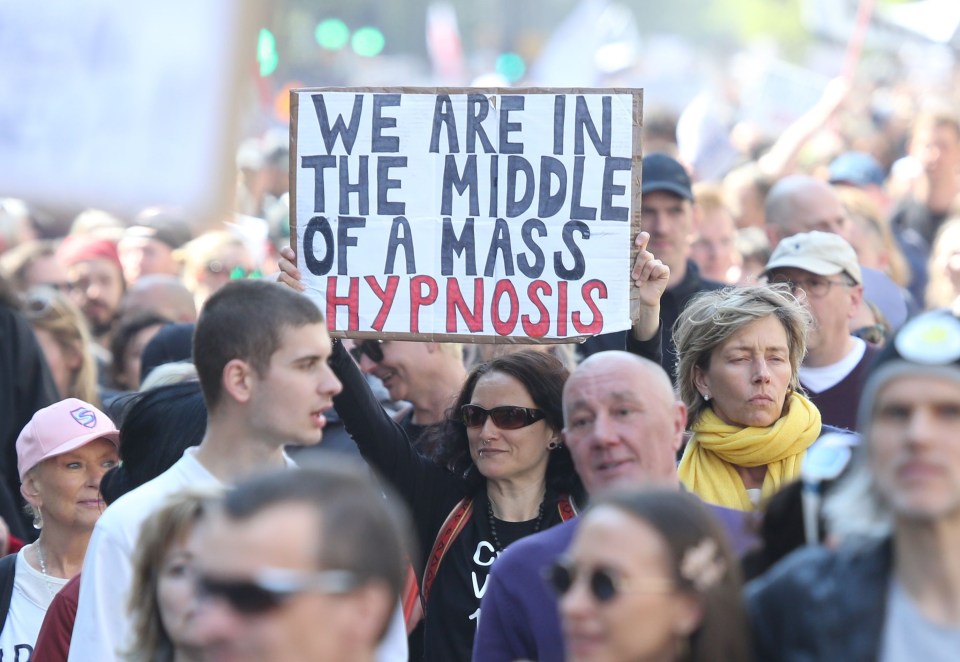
291, 87, 642, 343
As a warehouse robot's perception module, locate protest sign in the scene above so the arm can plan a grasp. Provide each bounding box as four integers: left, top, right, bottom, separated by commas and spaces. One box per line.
291, 87, 642, 343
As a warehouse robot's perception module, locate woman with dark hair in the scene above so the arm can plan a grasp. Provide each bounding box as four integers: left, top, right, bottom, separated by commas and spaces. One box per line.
327, 341, 584, 661
108, 313, 171, 391
99, 381, 207, 504
552, 487, 749, 662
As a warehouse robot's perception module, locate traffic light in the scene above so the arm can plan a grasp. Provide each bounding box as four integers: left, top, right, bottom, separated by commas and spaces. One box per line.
258, 28, 278, 76
315, 18, 350, 50
352, 26, 385, 57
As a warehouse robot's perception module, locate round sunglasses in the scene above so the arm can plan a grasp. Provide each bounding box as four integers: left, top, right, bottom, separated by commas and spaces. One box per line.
544, 558, 673, 603
461, 404, 545, 430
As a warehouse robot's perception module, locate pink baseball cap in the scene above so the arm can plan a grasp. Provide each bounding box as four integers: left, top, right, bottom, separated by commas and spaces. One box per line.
16, 398, 120, 481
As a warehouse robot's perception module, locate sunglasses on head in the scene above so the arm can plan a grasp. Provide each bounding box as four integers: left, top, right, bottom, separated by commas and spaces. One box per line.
544, 558, 673, 603
461, 404, 546, 430
197, 568, 358, 615
349, 339, 385, 364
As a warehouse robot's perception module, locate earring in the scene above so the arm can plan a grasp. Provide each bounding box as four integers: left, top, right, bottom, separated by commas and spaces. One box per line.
32, 507, 43, 530
702, 393, 711, 402
547, 440, 560, 450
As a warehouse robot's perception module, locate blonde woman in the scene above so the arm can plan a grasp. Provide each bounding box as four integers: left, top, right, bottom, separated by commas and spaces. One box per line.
126, 489, 217, 662
0, 399, 119, 655
673, 285, 821, 510
21, 286, 100, 406
925, 216, 960, 310
174, 231, 256, 311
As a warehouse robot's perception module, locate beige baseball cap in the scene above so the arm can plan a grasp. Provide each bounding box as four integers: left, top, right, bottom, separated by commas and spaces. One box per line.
763, 231, 862, 285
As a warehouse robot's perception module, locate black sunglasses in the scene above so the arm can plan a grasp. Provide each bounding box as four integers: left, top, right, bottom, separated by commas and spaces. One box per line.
461, 404, 546, 430
197, 568, 358, 615
544, 559, 672, 603
349, 339, 385, 363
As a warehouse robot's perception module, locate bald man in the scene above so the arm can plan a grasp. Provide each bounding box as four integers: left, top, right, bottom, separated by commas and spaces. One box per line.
764, 175, 853, 249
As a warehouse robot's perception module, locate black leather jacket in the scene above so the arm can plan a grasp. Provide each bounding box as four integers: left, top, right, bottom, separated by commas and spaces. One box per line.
746, 537, 892, 662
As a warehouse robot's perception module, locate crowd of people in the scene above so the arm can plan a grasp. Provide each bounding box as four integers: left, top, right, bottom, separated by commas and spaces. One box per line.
1, 77, 960, 662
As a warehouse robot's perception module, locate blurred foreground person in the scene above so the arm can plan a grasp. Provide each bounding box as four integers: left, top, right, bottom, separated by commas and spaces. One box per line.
125, 489, 216, 662
555, 488, 748, 662
193, 463, 413, 662
0, 399, 119, 656
748, 309, 960, 660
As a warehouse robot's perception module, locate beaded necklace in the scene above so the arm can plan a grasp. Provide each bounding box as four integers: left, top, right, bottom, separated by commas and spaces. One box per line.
486, 499, 546, 552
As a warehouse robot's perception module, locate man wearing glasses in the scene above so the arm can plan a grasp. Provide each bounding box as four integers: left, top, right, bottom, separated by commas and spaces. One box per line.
762, 231, 874, 430
193, 462, 413, 662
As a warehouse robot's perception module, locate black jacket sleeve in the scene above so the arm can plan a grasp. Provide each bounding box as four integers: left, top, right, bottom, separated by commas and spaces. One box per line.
328, 340, 465, 565
0, 306, 59, 540
624, 320, 664, 367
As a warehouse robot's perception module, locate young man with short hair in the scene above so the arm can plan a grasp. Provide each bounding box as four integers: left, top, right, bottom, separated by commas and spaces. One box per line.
67, 280, 398, 660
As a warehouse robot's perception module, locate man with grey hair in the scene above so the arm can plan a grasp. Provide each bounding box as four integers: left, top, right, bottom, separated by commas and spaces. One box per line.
473, 351, 754, 662
762, 230, 873, 430
747, 309, 960, 660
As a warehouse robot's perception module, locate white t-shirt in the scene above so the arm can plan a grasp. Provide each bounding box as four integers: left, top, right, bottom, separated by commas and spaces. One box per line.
68, 447, 407, 662
881, 578, 960, 662
0, 550, 69, 661
799, 337, 867, 393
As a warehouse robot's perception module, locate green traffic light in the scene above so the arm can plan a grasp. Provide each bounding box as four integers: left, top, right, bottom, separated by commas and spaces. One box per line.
496, 53, 525, 82
352, 26, 385, 57
258, 28, 278, 76
315, 18, 349, 50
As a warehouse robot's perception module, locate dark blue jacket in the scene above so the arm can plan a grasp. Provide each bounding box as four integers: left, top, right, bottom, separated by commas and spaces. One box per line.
746, 537, 892, 662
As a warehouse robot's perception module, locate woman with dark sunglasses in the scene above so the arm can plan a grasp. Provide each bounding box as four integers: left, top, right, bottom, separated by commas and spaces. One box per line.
555, 487, 748, 662
326, 339, 585, 662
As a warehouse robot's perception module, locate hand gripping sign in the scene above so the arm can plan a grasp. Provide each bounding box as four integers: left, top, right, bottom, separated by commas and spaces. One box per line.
290, 87, 642, 344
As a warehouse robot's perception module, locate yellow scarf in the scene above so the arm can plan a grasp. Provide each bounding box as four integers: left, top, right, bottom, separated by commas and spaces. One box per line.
678, 393, 822, 511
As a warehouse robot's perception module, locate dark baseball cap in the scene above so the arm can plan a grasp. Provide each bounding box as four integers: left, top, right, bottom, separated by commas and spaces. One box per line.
641, 153, 693, 200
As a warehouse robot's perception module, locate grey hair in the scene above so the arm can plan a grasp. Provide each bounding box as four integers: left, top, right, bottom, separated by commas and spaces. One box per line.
673, 284, 811, 427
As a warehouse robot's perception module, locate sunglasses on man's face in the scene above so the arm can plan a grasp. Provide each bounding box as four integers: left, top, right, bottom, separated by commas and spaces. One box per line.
197, 568, 358, 615
349, 339, 385, 364
544, 558, 673, 603
461, 404, 546, 430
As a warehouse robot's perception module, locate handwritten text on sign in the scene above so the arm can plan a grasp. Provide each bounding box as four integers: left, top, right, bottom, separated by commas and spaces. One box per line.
292, 89, 638, 340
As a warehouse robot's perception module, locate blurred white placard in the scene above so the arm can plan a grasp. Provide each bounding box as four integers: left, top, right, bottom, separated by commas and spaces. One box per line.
0, 1, 257, 221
